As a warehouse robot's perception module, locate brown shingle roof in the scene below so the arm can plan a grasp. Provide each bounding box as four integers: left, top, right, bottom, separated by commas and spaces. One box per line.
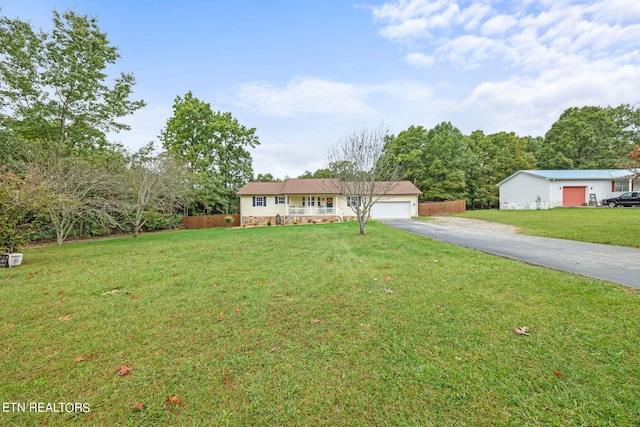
281, 178, 340, 194
373, 181, 422, 195
237, 179, 422, 195
236, 181, 286, 195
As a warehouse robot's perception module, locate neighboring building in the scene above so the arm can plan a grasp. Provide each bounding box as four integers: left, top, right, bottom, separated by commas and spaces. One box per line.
237, 178, 422, 226
496, 169, 639, 210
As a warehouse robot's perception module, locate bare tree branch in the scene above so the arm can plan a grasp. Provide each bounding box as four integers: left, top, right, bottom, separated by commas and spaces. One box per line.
327, 125, 403, 235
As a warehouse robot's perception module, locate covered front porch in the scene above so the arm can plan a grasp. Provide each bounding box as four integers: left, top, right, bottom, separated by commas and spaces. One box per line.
284, 195, 343, 219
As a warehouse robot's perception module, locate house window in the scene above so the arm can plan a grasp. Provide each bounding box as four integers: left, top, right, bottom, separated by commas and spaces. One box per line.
347, 196, 362, 207
275, 196, 286, 204
613, 180, 630, 192
252, 196, 267, 207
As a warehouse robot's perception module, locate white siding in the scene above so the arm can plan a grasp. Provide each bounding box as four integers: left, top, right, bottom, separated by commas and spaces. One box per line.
239, 196, 286, 217
499, 173, 639, 210
500, 173, 552, 210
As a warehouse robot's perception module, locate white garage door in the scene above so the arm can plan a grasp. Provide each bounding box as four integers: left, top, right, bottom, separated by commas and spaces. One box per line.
370, 201, 411, 219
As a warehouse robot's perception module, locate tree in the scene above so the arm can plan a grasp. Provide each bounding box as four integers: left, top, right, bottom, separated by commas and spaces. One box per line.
0, 10, 145, 157
464, 131, 536, 209
255, 173, 282, 182
537, 106, 628, 169
297, 168, 334, 179
0, 169, 48, 252
383, 122, 466, 201
35, 158, 117, 245
628, 144, 640, 167
383, 125, 427, 193
421, 122, 467, 200
117, 143, 191, 236
160, 92, 259, 214
327, 126, 402, 235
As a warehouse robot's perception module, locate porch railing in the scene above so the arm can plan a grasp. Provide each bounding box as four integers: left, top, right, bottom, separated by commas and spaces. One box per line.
286, 206, 343, 217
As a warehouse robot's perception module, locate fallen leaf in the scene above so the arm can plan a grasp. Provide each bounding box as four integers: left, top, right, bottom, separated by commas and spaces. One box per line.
384, 276, 392, 281
258, 280, 264, 286
75, 356, 86, 362
554, 369, 563, 377
129, 294, 138, 300
235, 307, 242, 315
115, 365, 132, 376
433, 258, 439, 263
171, 272, 178, 277
216, 311, 226, 321
57, 290, 64, 295
102, 289, 120, 295
58, 314, 72, 322
514, 326, 530, 336
275, 293, 283, 297
385, 288, 394, 294
131, 403, 144, 411
310, 319, 321, 324
165, 395, 181, 410
222, 369, 233, 384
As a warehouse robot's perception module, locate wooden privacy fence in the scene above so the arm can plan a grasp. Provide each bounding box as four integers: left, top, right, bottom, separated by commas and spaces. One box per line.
182, 214, 240, 229
419, 200, 466, 216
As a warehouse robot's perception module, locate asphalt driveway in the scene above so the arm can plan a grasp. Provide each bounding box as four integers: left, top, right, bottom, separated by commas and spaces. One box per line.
382, 217, 640, 289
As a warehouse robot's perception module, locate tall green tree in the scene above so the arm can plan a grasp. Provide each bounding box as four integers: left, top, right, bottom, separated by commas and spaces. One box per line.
464, 131, 536, 209
421, 122, 466, 200
0, 10, 145, 158
383, 125, 427, 191
160, 91, 259, 214
537, 105, 637, 169
384, 122, 466, 201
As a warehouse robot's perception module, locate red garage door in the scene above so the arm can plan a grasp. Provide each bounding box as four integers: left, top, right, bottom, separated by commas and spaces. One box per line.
563, 186, 586, 206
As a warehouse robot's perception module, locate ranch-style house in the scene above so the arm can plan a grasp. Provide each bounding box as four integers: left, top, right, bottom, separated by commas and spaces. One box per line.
237, 178, 422, 226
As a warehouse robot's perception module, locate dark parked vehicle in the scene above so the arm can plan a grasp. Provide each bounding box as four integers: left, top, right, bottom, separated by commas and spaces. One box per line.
603, 191, 640, 207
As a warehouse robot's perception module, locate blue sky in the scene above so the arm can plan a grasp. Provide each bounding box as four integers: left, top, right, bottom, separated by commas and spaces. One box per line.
2, 0, 640, 178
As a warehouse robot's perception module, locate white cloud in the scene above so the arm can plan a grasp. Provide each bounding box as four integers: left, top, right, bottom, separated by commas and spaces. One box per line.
481, 14, 518, 36
373, 0, 640, 72
592, 0, 640, 24
236, 77, 374, 118
404, 52, 435, 67
464, 60, 640, 136
379, 17, 432, 40
372, 0, 462, 40
438, 35, 509, 69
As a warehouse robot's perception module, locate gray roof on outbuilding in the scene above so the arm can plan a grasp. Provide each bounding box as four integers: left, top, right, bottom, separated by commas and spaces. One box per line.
496, 169, 638, 186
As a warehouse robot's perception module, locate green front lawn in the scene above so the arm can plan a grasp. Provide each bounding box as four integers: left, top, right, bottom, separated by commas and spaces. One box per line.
1, 222, 639, 425
460, 208, 640, 247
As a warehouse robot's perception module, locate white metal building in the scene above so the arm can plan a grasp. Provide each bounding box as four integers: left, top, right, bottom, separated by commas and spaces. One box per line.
496, 169, 638, 210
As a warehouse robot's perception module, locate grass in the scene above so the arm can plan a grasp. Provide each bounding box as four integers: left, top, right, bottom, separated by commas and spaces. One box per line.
458, 208, 640, 248
1, 221, 640, 425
